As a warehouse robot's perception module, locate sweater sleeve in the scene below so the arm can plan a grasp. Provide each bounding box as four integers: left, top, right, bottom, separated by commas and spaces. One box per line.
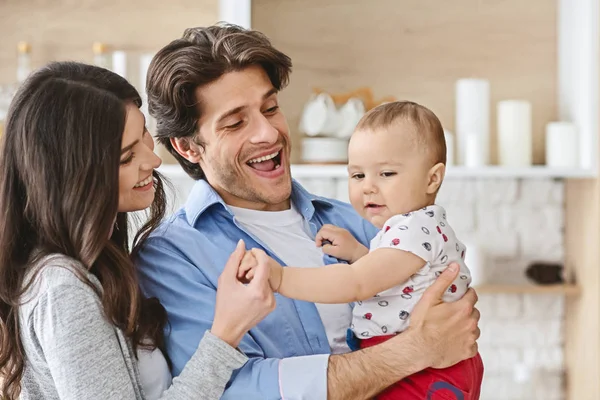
161, 331, 248, 400
32, 281, 248, 400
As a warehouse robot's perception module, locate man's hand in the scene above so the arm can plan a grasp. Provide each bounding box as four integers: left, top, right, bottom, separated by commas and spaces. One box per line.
406, 262, 480, 368
316, 224, 369, 263
326, 262, 480, 400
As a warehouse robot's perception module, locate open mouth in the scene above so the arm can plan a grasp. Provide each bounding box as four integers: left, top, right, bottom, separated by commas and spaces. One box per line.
134, 175, 154, 189
365, 202, 386, 213
246, 150, 282, 172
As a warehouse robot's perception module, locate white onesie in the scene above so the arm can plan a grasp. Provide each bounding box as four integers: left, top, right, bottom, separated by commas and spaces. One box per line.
351, 205, 471, 339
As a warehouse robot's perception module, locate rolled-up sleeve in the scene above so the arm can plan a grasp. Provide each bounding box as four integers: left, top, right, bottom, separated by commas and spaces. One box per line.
278, 354, 330, 400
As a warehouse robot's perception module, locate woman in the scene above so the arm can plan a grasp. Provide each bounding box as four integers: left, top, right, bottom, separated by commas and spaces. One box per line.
0, 61, 275, 399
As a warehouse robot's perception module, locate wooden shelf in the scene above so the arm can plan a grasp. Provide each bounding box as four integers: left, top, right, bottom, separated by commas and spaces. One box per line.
290, 164, 597, 179
474, 283, 580, 295
158, 164, 597, 180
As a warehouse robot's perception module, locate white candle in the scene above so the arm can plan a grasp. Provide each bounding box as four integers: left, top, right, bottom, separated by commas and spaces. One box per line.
463, 241, 488, 287
455, 79, 490, 166
545, 122, 578, 168
497, 100, 532, 167
444, 130, 455, 167
138, 53, 154, 130
139, 53, 154, 96
111, 51, 127, 79
464, 133, 485, 167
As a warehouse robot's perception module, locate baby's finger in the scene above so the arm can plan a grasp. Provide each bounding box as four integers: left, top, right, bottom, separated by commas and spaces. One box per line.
245, 268, 256, 281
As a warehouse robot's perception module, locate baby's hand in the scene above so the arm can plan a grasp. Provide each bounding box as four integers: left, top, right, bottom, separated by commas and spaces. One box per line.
237, 249, 283, 292
315, 224, 369, 263
250, 248, 283, 292
237, 250, 258, 284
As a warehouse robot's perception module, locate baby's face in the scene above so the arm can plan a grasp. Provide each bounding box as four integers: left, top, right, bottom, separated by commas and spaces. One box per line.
347, 124, 435, 228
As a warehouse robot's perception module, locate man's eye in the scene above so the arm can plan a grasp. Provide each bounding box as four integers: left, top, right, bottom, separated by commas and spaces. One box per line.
227, 121, 243, 129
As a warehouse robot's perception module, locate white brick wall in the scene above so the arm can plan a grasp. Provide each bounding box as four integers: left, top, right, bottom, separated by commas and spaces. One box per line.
162, 170, 567, 400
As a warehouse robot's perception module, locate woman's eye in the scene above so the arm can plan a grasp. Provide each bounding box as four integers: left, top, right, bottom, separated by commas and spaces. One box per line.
120, 153, 134, 165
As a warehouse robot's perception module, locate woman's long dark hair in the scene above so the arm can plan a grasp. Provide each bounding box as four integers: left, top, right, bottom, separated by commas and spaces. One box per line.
0, 61, 169, 399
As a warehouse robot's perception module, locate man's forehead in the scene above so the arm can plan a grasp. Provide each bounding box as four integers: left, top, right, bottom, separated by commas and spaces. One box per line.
198, 67, 272, 103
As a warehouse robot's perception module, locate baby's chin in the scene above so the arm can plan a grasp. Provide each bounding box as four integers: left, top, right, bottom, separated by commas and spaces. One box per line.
366, 214, 388, 230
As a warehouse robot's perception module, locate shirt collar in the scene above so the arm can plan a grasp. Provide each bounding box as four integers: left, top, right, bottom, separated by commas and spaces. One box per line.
184, 179, 335, 226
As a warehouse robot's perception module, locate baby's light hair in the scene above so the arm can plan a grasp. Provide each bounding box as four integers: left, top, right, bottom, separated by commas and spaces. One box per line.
355, 101, 446, 165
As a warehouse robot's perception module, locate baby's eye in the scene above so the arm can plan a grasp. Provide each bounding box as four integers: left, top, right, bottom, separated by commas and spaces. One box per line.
381, 171, 397, 177
351, 173, 365, 180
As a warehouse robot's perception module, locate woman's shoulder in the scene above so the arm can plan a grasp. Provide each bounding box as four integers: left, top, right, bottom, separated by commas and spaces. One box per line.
21, 253, 99, 313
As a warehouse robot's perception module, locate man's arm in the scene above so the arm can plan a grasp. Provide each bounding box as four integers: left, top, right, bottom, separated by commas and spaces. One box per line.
326, 263, 480, 400
137, 233, 478, 400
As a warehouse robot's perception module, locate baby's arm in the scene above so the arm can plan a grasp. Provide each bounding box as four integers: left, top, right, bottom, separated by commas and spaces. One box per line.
276, 248, 426, 303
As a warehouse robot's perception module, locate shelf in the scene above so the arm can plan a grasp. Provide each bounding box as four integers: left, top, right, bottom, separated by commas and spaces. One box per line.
158, 164, 597, 179
445, 166, 596, 179
474, 283, 580, 296
290, 164, 597, 179
159, 164, 596, 180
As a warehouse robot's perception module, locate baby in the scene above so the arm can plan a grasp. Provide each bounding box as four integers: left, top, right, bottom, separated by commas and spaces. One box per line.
240, 101, 483, 399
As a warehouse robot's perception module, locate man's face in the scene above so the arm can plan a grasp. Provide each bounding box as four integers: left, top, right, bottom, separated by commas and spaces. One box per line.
185, 65, 292, 211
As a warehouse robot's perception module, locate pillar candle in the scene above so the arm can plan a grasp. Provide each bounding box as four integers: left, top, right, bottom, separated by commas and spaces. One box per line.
111, 51, 127, 79
545, 122, 578, 168
497, 100, 532, 167
455, 79, 490, 166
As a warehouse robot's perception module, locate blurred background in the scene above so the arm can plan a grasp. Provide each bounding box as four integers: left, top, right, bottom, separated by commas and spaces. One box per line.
1, 1, 599, 399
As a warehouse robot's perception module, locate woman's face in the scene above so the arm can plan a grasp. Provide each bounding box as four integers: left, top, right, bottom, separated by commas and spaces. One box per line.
118, 103, 161, 213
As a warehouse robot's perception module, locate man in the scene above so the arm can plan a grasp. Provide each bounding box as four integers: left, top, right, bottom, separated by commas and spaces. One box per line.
137, 23, 480, 400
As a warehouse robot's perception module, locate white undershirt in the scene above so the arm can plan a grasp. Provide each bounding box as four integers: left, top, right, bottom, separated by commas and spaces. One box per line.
137, 345, 172, 399
229, 204, 352, 354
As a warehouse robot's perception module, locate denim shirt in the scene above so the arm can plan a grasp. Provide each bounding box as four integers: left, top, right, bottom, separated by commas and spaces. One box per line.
136, 179, 377, 400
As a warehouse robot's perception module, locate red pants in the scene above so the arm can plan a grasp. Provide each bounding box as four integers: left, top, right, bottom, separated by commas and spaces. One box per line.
360, 335, 483, 400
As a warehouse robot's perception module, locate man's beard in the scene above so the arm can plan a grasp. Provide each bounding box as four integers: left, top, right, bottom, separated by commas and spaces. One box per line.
214, 158, 292, 205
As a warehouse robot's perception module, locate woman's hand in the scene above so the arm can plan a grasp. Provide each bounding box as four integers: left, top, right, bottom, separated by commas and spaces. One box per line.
211, 240, 276, 348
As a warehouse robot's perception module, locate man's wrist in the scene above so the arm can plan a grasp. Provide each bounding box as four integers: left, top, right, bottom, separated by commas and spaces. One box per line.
398, 328, 433, 372
327, 331, 430, 400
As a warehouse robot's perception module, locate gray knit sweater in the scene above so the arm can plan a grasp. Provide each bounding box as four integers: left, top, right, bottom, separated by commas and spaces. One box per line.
18, 254, 248, 399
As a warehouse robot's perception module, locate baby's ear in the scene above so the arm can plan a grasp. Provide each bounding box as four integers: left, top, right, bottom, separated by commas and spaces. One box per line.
426, 163, 446, 194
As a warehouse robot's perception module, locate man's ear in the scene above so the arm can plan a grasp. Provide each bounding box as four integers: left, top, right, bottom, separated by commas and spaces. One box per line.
170, 137, 202, 164
426, 163, 446, 194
